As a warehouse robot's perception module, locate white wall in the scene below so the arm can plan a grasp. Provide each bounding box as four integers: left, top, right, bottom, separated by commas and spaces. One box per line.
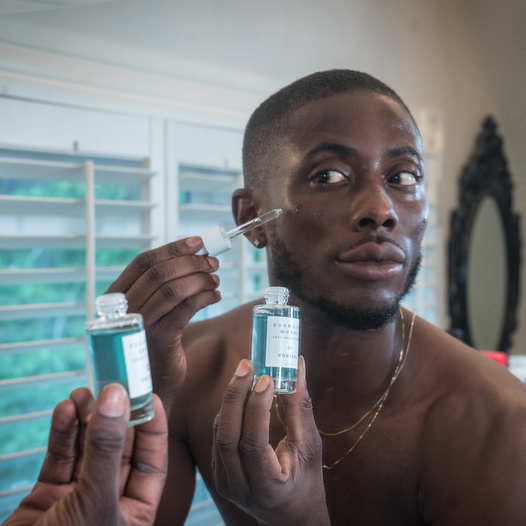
0, 0, 523, 350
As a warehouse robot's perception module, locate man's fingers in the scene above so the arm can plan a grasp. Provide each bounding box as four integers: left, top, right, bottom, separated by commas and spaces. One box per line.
68, 387, 95, 481
158, 289, 222, 334
76, 384, 130, 501
38, 399, 79, 484
213, 360, 253, 497
121, 394, 168, 509
137, 272, 220, 330
240, 375, 283, 480
125, 254, 219, 313
106, 237, 205, 296
278, 356, 322, 462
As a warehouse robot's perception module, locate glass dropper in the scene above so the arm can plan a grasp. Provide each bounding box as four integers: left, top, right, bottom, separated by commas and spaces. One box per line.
196, 208, 282, 257
224, 208, 282, 240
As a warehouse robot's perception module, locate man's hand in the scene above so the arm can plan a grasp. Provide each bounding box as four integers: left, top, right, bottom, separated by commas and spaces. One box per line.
106, 237, 221, 405
4, 384, 168, 526
212, 357, 330, 526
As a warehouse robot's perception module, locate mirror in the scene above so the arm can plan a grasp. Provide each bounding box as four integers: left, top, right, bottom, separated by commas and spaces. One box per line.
467, 196, 507, 350
448, 116, 521, 353
0, 3, 525, 523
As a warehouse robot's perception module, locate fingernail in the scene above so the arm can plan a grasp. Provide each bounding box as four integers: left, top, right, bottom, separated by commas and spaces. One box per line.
299, 355, 306, 386
186, 236, 201, 248
254, 375, 270, 393
235, 359, 250, 377
207, 257, 219, 269
98, 384, 127, 418
212, 274, 220, 285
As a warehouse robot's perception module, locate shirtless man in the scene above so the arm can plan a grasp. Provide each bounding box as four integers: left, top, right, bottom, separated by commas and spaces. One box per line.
108, 70, 526, 525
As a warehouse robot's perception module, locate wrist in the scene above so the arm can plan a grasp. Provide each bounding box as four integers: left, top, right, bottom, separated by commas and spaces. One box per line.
150, 350, 186, 410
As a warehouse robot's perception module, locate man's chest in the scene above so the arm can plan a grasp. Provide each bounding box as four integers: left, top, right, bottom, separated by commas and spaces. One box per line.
190, 400, 428, 526
273, 406, 427, 525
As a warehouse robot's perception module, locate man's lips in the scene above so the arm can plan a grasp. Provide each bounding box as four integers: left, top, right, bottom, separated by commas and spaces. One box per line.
336, 242, 406, 281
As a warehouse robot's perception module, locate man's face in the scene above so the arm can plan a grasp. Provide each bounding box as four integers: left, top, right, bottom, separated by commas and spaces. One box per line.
264, 90, 428, 329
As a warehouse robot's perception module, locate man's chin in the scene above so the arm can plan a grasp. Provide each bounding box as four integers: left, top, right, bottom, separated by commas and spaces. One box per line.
301, 294, 400, 331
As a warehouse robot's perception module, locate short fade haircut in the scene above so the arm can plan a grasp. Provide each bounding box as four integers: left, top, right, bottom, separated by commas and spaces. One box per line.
242, 69, 413, 189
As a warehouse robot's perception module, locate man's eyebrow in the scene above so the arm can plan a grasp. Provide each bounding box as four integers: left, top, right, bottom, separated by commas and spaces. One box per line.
386, 146, 424, 163
307, 143, 359, 157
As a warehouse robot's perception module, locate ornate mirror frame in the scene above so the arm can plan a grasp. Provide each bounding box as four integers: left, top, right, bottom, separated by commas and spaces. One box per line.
448, 116, 521, 353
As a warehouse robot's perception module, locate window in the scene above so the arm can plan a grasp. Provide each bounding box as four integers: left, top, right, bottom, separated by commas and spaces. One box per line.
0, 146, 154, 521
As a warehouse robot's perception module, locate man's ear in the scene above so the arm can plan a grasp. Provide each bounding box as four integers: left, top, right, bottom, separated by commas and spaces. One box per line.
232, 188, 268, 248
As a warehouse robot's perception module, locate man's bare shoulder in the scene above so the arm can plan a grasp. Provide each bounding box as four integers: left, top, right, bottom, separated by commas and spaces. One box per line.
411, 315, 526, 523
400, 313, 526, 455
411, 314, 526, 407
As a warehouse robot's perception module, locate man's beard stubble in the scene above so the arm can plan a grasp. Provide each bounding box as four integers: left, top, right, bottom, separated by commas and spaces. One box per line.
270, 236, 422, 331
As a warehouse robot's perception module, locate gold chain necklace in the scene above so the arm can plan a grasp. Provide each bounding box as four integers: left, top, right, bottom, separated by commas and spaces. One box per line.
274, 308, 416, 470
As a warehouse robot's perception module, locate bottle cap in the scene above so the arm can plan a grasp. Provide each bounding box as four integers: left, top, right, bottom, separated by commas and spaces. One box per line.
195, 225, 232, 257
96, 293, 128, 316
265, 286, 290, 305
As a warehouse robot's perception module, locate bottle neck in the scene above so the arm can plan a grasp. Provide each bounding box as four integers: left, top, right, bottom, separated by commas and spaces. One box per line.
266, 299, 287, 305
265, 295, 289, 305
97, 307, 127, 319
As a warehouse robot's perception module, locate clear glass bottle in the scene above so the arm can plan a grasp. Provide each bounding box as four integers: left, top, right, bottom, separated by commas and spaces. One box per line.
85, 293, 154, 426
251, 287, 301, 394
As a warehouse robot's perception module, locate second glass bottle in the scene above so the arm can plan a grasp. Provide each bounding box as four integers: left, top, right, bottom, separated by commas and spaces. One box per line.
251, 286, 301, 394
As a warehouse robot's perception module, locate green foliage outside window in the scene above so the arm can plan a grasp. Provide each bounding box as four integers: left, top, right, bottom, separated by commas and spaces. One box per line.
0, 180, 141, 503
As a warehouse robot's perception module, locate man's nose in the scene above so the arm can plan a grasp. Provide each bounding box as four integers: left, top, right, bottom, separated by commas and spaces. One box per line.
349, 183, 399, 232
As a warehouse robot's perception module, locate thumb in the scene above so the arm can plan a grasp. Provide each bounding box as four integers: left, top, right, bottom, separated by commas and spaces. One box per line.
77, 383, 130, 510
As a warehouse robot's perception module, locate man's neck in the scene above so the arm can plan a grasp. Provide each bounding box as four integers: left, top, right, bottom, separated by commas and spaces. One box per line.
294, 299, 405, 413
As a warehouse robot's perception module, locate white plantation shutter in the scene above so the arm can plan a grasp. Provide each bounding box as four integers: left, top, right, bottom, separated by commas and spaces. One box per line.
401, 109, 446, 328
0, 147, 157, 519
0, 101, 247, 525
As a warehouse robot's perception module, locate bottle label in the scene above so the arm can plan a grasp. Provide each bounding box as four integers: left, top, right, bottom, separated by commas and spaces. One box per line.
265, 316, 300, 369
122, 330, 153, 399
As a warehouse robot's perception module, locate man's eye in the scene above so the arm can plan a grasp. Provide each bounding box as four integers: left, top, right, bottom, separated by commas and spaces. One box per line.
390, 171, 420, 186
313, 170, 346, 184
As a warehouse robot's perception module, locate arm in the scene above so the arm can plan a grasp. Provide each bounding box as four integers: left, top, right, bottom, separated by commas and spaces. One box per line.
105, 237, 221, 413
154, 432, 197, 525
212, 357, 330, 526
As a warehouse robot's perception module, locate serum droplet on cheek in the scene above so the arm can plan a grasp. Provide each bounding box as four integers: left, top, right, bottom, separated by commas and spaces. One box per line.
420, 212, 428, 231
315, 209, 324, 219
295, 203, 304, 213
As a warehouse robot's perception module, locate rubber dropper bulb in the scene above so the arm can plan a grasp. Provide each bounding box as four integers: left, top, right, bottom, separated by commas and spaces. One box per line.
195, 225, 231, 257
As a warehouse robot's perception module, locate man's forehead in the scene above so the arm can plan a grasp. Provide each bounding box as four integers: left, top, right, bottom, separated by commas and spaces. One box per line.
286, 90, 421, 150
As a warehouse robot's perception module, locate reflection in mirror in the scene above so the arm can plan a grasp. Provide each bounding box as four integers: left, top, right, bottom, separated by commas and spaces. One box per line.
467, 196, 507, 350
448, 116, 521, 353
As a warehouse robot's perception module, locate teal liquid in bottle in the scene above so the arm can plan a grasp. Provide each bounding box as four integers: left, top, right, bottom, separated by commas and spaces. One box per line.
86, 293, 154, 426
251, 287, 300, 394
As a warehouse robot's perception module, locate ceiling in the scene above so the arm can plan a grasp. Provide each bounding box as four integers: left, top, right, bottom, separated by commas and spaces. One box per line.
0, 0, 391, 85
0, 0, 118, 15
